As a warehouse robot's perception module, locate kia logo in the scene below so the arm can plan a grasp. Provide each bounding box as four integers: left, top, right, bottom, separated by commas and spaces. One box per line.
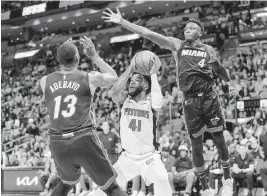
16, 176, 38, 186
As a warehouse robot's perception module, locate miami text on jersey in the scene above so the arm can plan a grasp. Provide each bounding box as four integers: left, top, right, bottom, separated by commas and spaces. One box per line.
181, 49, 207, 58
124, 108, 149, 119
50, 81, 80, 93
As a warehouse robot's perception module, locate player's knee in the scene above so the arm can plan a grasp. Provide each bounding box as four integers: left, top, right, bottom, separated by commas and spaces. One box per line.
153, 172, 169, 184
212, 131, 224, 143
103, 181, 120, 195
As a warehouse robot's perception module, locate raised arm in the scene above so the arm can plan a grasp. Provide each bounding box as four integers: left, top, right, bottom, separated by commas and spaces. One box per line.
80, 36, 118, 88
150, 56, 164, 111
207, 45, 239, 95
110, 61, 135, 105
102, 7, 180, 51
207, 45, 231, 82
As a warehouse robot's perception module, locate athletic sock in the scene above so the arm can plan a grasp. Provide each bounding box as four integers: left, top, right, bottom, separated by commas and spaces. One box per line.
221, 160, 231, 180
197, 171, 209, 191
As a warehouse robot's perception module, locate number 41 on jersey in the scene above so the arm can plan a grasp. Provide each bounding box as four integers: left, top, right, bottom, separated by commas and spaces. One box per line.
129, 119, 142, 132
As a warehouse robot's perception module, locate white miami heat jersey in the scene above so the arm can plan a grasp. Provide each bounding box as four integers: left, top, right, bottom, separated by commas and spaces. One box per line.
120, 96, 158, 155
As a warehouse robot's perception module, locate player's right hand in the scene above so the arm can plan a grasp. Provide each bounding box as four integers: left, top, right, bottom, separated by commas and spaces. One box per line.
80, 36, 98, 58
102, 7, 122, 24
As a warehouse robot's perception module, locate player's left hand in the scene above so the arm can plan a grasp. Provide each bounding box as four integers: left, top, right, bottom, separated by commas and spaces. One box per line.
150, 56, 161, 75
80, 36, 98, 58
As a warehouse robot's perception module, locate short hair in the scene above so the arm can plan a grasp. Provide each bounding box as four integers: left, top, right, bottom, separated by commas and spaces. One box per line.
187, 18, 204, 33
57, 41, 79, 66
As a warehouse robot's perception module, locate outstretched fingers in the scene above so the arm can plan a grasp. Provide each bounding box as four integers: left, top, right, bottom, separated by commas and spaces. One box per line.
102, 11, 111, 17
106, 8, 114, 14
83, 36, 92, 42
101, 16, 110, 20
116, 7, 121, 14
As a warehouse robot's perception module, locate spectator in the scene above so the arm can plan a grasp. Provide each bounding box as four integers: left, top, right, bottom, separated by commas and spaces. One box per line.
161, 147, 176, 192
242, 128, 256, 144
169, 137, 180, 158
260, 82, 267, 98
248, 139, 261, 159
26, 118, 40, 136
98, 121, 120, 164
170, 145, 197, 196
158, 131, 171, 150
1, 151, 8, 168
203, 143, 214, 169
232, 144, 255, 196
19, 152, 32, 167
229, 143, 239, 168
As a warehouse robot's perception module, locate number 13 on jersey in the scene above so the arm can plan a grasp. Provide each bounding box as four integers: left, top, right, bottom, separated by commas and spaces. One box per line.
54, 94, 77, 119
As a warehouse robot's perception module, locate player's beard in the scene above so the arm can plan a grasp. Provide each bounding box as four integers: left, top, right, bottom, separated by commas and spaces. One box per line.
128, 86, 143, 98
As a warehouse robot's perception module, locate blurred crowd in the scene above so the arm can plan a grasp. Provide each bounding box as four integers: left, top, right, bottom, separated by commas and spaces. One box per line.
1, 1, 43, 13
3, 1, 267, 49
1, 1, 267, 196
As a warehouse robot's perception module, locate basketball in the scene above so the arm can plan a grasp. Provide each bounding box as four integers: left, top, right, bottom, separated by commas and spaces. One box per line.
133, 50, 157, 75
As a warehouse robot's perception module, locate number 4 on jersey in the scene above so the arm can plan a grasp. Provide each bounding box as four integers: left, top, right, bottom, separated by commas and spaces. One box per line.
198, 59, 205, 68
129, 119, 142, 132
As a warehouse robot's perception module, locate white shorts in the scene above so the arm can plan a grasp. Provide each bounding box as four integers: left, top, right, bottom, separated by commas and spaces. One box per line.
113, 151, 167, 186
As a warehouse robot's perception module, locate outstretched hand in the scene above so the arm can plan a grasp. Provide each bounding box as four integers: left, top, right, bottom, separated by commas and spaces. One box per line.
102, 7, 123, 24
80, 36, 98, 58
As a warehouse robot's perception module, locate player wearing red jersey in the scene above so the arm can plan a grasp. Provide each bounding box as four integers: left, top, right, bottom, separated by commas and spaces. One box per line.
102, 8, 238, 196
39, 37, 128, 196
